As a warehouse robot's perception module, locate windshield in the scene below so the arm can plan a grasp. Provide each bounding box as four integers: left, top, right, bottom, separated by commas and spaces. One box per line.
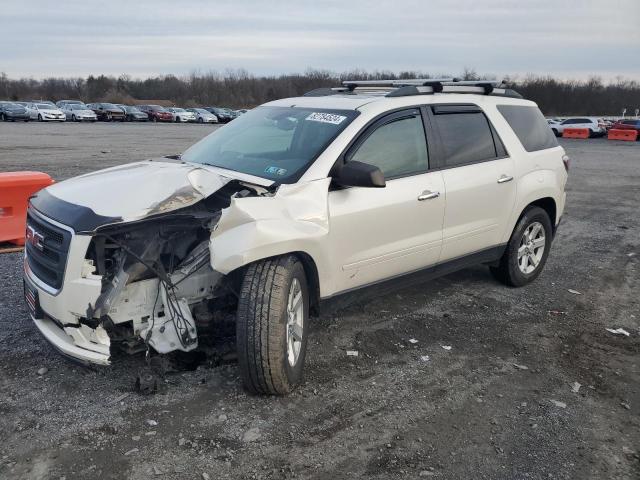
182, 106, 358, 183
101, 103, 118, 109
127, 106, 141, 113
37, 103, 53, 109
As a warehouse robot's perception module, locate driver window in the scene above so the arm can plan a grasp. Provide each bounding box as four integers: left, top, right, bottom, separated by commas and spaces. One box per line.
348, 113, 428, 179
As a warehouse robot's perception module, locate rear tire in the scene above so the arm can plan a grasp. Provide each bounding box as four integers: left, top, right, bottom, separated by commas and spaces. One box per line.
236, 255, 309, 395
490, 206, 553, 287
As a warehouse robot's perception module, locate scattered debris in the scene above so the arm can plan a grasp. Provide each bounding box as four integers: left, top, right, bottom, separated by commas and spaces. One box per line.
124, 448, 139, 456
218, 414, 228, 422
606, 328, 630, 337
420, 355, 430, 362
178, 437, 186, 446
571, 382, 582, 393
621, 402, 631, 410
550, 399, 567, 408
512, 363, 529, 371
37, 367, 48, 376
408, 338, 419, 344
132, 435, 141, 441
548, 310, 567, 315
346, 350, 359, 357
153, 466, 163, 476
568, 289, 582, 295
202, 473, 211, 480
441, 345, 452, 351
627, 252, 636, 257
419, 471, 435, 477
622, 446, 636, 456
146, 419, 158, 426
109, 392, 130, 405
242, 427, 262, 443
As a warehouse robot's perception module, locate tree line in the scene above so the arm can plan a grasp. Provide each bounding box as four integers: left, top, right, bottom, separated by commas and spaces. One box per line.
1, 69, 639, 116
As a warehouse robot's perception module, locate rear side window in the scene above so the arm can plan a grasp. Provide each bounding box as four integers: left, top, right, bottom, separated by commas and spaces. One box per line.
431, 110, 500, 167
498, 105, 559, 152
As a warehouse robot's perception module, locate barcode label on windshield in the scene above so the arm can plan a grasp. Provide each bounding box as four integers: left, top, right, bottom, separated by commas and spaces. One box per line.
306, 112, 347, 125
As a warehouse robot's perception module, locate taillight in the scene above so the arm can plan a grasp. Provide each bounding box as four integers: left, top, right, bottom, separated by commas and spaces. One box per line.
562, 154, 570, 172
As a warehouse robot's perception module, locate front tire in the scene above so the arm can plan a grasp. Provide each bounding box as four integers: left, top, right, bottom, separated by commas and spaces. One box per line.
490, 206, 552, 287
38, 114, 42, 122
236, 255, 309, 395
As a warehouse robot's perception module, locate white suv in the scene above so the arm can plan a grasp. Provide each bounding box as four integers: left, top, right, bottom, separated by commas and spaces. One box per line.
552, 116, 607, 137
23, 79, 568, 395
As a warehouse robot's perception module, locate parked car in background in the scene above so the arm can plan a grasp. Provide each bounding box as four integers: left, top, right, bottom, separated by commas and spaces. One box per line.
14, 102, 39, 120
611, 119, 640, 137
116, 105, 149, 122
547, 119, 561, 136
204, 106, 234, 123
553, 117, 607, 137
235, 109, 249, 116
28, 100, 56, 107
32, 103, 66, 122
56, 100, 85, 108
137, 105, 173, 122
166, 107, 196, 123
186, 108, 218, 123
61, 104, 97, 122
86, 103, 126, 121
0, 102, 31, 121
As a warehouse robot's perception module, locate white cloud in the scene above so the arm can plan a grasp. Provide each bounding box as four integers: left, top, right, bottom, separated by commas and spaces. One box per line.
2, 0, 639, 80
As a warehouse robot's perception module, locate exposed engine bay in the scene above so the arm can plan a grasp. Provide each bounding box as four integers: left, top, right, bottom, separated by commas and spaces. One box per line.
75, 180, 270, 360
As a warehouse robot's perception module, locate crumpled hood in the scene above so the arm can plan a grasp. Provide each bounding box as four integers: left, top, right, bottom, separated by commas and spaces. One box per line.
30, 159, 273, 232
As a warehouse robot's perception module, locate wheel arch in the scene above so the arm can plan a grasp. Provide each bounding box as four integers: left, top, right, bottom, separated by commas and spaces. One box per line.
226, 250, 322, 317
516, 196, 558, 237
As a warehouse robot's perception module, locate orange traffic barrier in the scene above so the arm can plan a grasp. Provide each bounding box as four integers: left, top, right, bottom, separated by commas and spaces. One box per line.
607, 129, 638, 141
562, 128, 590, 139
0, 172, 54, 246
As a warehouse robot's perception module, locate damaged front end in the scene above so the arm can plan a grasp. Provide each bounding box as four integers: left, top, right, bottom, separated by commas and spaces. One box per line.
25, 160, 274, 365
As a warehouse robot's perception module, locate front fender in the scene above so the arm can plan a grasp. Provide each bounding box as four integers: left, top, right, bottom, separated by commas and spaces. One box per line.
210, 178, 335, 296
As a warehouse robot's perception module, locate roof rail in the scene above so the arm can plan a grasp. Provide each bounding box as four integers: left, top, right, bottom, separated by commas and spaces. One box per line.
303, 78, 522, 99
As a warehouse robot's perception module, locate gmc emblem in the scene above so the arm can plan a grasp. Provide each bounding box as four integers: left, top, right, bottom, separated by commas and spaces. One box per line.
25, 226, 45, 251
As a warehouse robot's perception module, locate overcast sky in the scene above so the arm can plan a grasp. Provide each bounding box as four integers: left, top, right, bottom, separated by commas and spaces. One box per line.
2, 0, 639, 80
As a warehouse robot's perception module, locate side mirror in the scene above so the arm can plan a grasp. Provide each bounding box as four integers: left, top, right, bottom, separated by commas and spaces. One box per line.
334, 161, 386, 188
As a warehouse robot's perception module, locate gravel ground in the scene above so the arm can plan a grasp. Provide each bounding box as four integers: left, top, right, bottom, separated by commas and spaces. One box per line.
0, 123, 638, 480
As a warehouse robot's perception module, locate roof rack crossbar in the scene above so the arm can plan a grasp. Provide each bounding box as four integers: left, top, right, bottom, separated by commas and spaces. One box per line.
303, 78, 522, 99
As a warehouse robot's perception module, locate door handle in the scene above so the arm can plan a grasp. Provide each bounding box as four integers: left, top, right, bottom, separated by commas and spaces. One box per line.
497, 175, 514, 184
418, 190, 440, 201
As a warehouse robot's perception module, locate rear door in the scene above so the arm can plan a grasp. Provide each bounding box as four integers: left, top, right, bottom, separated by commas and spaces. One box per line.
328, 108, 445, 293
428, 104, 517, 261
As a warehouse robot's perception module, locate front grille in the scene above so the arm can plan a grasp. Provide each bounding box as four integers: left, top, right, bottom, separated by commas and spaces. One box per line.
25, 210, 72, 290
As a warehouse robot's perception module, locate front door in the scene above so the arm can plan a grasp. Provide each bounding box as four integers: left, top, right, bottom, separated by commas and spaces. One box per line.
328, 108, 445, 293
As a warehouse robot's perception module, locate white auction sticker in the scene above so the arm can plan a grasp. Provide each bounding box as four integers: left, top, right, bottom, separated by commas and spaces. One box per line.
306, 112, 347, 125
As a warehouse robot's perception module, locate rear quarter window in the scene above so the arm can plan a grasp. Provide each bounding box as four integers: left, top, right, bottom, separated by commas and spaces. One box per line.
497, 105, 559, 152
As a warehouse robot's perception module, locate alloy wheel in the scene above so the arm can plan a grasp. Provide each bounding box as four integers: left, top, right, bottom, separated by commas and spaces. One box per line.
286, 278, 304, 367
517, 221, 546, 274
